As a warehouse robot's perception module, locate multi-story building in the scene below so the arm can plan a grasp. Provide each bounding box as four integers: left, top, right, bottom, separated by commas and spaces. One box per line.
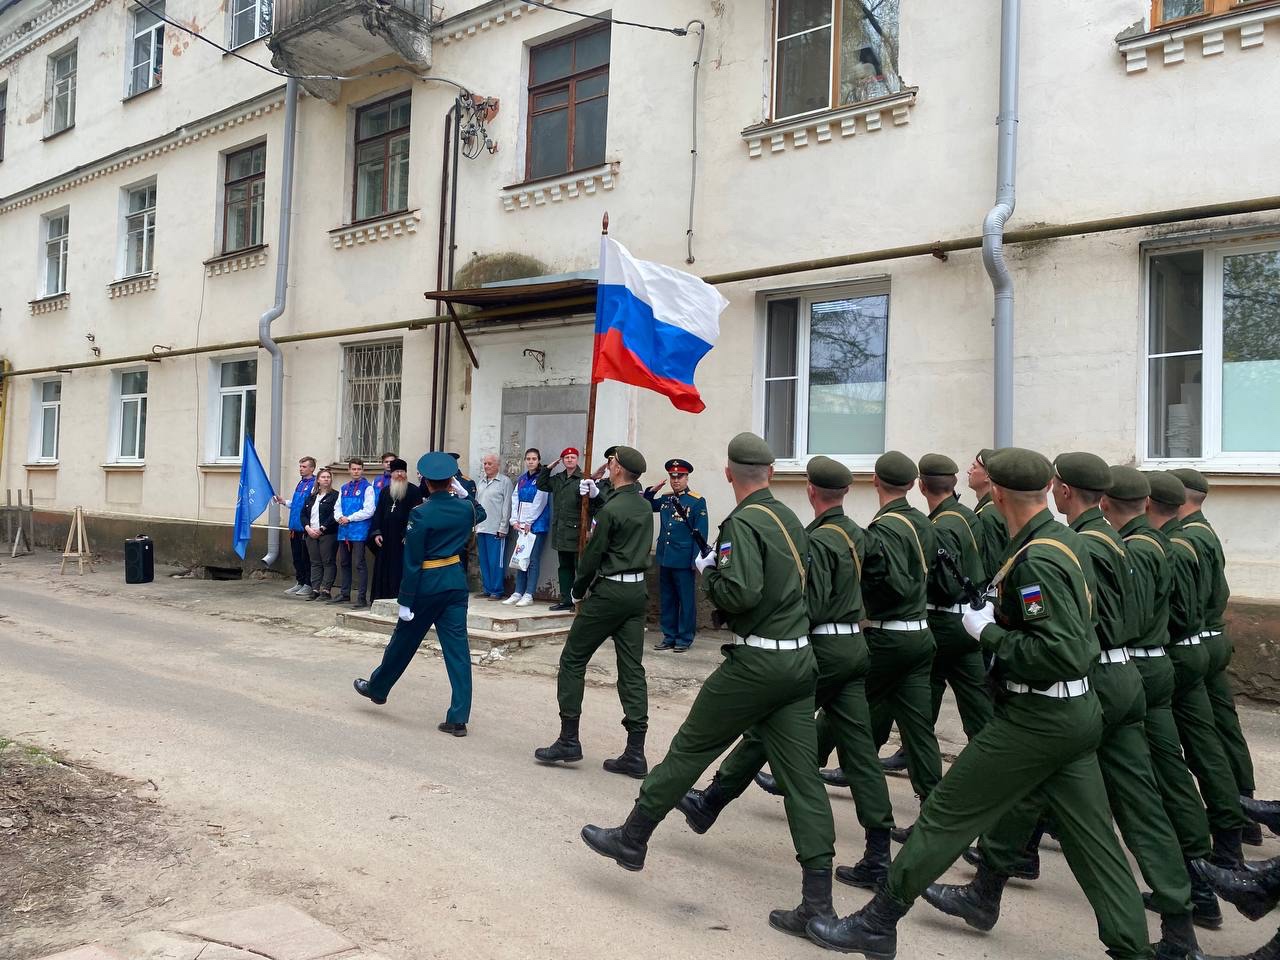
1, 0, 1278, 623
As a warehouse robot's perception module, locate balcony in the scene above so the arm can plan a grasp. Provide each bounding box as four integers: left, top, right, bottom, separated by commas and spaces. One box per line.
269, 0, 437, 101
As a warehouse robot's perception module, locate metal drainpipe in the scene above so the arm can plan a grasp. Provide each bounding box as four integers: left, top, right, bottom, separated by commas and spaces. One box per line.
259, 77, 300, 566
984, 0, 1020, 448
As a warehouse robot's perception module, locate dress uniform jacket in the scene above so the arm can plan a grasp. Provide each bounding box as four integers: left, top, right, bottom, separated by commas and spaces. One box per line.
645, 488, 709, 568
398, 493, 486, 603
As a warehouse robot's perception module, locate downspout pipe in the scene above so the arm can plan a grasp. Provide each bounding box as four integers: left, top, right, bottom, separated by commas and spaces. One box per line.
983, 0, 1020, 448
259, 77, 300, 566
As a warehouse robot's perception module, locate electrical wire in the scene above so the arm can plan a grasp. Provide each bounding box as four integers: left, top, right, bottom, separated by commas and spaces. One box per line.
518, 0, 689, 35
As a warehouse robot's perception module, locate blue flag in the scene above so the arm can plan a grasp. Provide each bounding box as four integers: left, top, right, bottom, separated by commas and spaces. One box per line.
233, 434, 275, 559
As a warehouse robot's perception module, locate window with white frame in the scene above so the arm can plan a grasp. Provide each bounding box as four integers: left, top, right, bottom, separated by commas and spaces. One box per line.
762, 283, 889, 462
114, 370, 149, 461
772, 0, 902, 121
215, 358, 257, 460
43, 211, 70, 296
46, 44, 77, 134
123, 182, 157, 276
129, 2, 164, 97
229, 0, 272, 49
1145, 239, 1280, 466
34, 379, 62, 462
341, 341, 402, 461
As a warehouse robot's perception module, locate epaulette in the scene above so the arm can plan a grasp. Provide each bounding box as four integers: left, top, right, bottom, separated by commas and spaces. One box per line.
685, 491, 703, 501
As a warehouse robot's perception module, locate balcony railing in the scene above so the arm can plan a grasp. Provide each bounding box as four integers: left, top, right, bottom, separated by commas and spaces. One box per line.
274, 0, 432, 34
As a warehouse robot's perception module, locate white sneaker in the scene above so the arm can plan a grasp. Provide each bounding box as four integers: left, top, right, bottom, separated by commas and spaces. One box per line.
516, 594, 534, 607
501, 594, 520, 605
285, 584, 302, 595
296, 585, 314, 598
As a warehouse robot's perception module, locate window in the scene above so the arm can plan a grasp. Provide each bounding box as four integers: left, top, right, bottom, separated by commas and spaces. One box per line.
35, 379, 62, 462
772, 0, 901, 121
353, 94, 410, 221
762, 284, 889, 462
526, 26, 610, 181
0, 82, 7, 161
115, 370, 148, 461
43, 212, 70, 296
216, 358, 257, 460
124, 182, 157, 276
341, 341, 402, 460
223, 143, 266, 253
1152, 0, 1269, 26
47, 45, 77, 134
128, 2, 164, 97
1145, 240, 1280, 466
229, 0, 272, 48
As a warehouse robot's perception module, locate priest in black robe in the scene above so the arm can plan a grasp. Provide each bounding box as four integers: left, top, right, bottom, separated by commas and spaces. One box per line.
369, 458, 425, 601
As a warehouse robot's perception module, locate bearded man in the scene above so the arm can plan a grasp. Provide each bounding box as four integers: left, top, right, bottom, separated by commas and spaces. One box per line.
370, 458, 425, 601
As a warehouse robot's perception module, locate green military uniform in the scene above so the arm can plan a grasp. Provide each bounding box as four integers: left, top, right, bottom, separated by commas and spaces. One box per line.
537, 461, 586, 605
876, 449, 1151, 960
636, 434, 835, 870
972, 448, 1010, 584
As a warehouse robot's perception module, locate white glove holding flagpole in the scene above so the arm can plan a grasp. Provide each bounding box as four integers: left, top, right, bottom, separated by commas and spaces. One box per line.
694, 550, 716, 574
579, 478, 600, 498
962, 602, 996, 641
449, 477, 469, 498
397, 604, 415, 622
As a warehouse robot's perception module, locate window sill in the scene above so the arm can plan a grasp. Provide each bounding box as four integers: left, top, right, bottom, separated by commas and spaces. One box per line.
1116, 1, 1280, 72
741, 89, 918, 158
500, 160, 619, 212
225, 35, 268, 54
205, 244, 269, 277
42, 123, 75, 142
23, 461, 59, 470
771, 456, 880, 477
122, 83, 162, 104
1141, 460, 1280, 481
198, 462, 243, 472
102, 462, 146, 471
329, 209, 421, 249
108, 272, 158, 298
29, 292, 69, 315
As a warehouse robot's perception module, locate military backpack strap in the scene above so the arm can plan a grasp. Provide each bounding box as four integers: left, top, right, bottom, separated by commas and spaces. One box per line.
873, 511, 927, 574
989, 537, 1093, 616
743, 504, 806, 586
1182, 521, 1213, 532
1124, 532, 1166, 556
1080, 528, 1126, 558
820, 522, 862, 580
933, 510, 980, 554
1170, 536, 1199, 563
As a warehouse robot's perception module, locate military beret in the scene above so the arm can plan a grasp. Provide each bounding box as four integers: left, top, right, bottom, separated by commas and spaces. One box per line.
602, 445, 619, 460
807, 456, 852, 490
1146, 471, 1187, 507
665, 458, 693, 474
976, 448, 998, 467
727, 431, 775, 466
987, 447, 1052, 491
389, 458, 408, 473
417, 451, 458, 482
1053, 452, 1112, 493
918, 453, 958, 477
875, 451, 918, 487
613, 445, 647, 475
1170, 468, 1210, 495
1106, 466, 1150, 501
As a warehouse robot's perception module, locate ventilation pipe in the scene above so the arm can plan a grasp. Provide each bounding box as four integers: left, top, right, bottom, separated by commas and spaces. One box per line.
259, 77, 300, 566
984, 0, 1020, 448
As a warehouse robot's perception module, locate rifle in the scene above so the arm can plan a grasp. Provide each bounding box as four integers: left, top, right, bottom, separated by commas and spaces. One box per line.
936, 547, 986, 611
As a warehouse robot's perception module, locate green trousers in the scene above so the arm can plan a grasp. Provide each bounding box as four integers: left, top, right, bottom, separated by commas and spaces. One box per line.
866, 626, 943, 801
638, 643, 836, 869
1168, 642, 1250, 832
887, 692, 1152, 960
981, 660, 1192, 918
556, 550, 578, 605
716, 633, 894, 832
1202, 631, 1256, 795
556, 578, 648, 733
1133, 654, 1213, 860
927, 613, 994, 739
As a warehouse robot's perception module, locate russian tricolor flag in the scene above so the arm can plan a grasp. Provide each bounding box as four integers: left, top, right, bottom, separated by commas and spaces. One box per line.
593, 237, 728, 413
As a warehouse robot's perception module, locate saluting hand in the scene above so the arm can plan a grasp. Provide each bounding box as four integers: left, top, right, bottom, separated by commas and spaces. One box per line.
648, 479, 667, 496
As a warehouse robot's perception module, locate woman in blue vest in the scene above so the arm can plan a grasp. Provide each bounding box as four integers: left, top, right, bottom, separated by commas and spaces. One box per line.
504, 448, 550, 607
334, 457, 377, 608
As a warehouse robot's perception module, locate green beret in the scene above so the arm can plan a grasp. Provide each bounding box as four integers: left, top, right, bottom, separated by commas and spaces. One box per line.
976, 448, 998, 468
727, 431, 775, 466
987, 447, 1052, 491
807, 456, 852, 490
875, 451, 918, 487
1146, 471, 1186, 507
1106, 466, 1150, 501
1170, 468, 1210, 495
1053, 452, 1112, 493
918, 453, 958, 477
602, 445, 619, 460
613, 445, 647, 475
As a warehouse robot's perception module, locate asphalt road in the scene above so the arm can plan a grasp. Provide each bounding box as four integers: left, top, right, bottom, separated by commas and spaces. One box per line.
1, 564, 1277, 959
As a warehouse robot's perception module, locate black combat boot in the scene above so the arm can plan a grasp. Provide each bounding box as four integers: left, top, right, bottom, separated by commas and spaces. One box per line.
1187, 858, 1225, 929
1242, 796, 1280, 835
1190, 858, 1280, 921
580, 803, 659, 871
755, 770, 784, 796
890, 822, 914, 844
1192, 928, 1280, 960
819, 767, 850, 788
678, 776, 732, 834
806, 887, 910, 959
534, 715, 584, 765
1211, 828, 1245, 869
921, 860, 1008, 932
835, 828, 891, 890
879, 747, 909, 774
602, 730, 648, 779
1241, 856, 1280, 876
1242, 792, 1265, 846
1153, 911, 1199, 960
962, 844, 1039, 880
769, 867, 836, 937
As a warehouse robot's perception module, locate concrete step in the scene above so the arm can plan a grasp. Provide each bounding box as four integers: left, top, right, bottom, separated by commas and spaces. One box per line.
336, 609, 571, 652
368, 597, 576, 633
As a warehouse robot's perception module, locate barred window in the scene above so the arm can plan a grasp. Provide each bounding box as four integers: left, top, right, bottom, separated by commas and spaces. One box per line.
342, 341, 402, 461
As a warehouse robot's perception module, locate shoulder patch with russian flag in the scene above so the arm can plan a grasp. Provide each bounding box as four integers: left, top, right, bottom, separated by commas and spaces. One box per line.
1019, 584, 1048, 620
718, 542, 732, 567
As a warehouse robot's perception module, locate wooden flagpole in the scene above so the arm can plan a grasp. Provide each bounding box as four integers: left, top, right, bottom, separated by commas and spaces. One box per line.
577, 212, 608, 554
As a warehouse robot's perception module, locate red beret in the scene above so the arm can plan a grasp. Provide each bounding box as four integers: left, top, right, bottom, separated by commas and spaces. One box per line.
560, 447, 580, 459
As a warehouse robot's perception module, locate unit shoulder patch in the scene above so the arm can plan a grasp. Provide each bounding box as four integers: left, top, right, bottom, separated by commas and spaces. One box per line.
718, 542, 732, 567
1019, 583, 1049, 620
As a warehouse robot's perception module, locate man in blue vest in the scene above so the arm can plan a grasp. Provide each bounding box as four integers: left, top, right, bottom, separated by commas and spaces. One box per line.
355, 451, 485, 737
644, 458, 708, 652
333, 457, 376, 608
276, 455, 317, 598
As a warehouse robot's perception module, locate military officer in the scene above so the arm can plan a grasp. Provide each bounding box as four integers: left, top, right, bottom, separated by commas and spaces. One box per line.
806, 448, 1152, 960
918, 453, 993, 740
537, 447, 587, 612
644, 458, 709, 652
579, 432, 839, 940
968, 448, 1010, 583
353, 452, 484, 737
677, 455, 896, 890
927, 452, 1200, 958
535, 445, 654, 778
1172, 468, 1261, 845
